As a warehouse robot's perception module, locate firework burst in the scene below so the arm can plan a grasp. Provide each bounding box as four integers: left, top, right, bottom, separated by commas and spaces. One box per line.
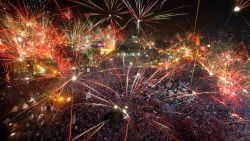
122, 0, 184, 34
234, 0, 250, 12
70, 0, 128, 27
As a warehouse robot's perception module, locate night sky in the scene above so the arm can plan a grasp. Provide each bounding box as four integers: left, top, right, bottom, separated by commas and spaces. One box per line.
57, 0, 250, 36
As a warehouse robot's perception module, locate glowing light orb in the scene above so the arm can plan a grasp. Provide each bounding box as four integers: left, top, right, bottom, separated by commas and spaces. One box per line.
17, 36, 23, 42
40, 68, 45, 73
26, 22, 31, 27
72, 75, 77, 81
53, 70, 57, 74
122, 109, 127, 114
114, 105, 118, 109
18, 58, 23, 62
10, 132, 16, 137
58, 96, 64, 102
66, 97, 71, 102
234, 6, 241, 12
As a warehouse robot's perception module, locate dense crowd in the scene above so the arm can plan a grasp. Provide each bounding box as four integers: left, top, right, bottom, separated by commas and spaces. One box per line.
1, 59, 249, 141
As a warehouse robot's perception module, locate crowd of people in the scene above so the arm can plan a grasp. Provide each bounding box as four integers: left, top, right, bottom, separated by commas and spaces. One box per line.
0, 58, 249, 141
